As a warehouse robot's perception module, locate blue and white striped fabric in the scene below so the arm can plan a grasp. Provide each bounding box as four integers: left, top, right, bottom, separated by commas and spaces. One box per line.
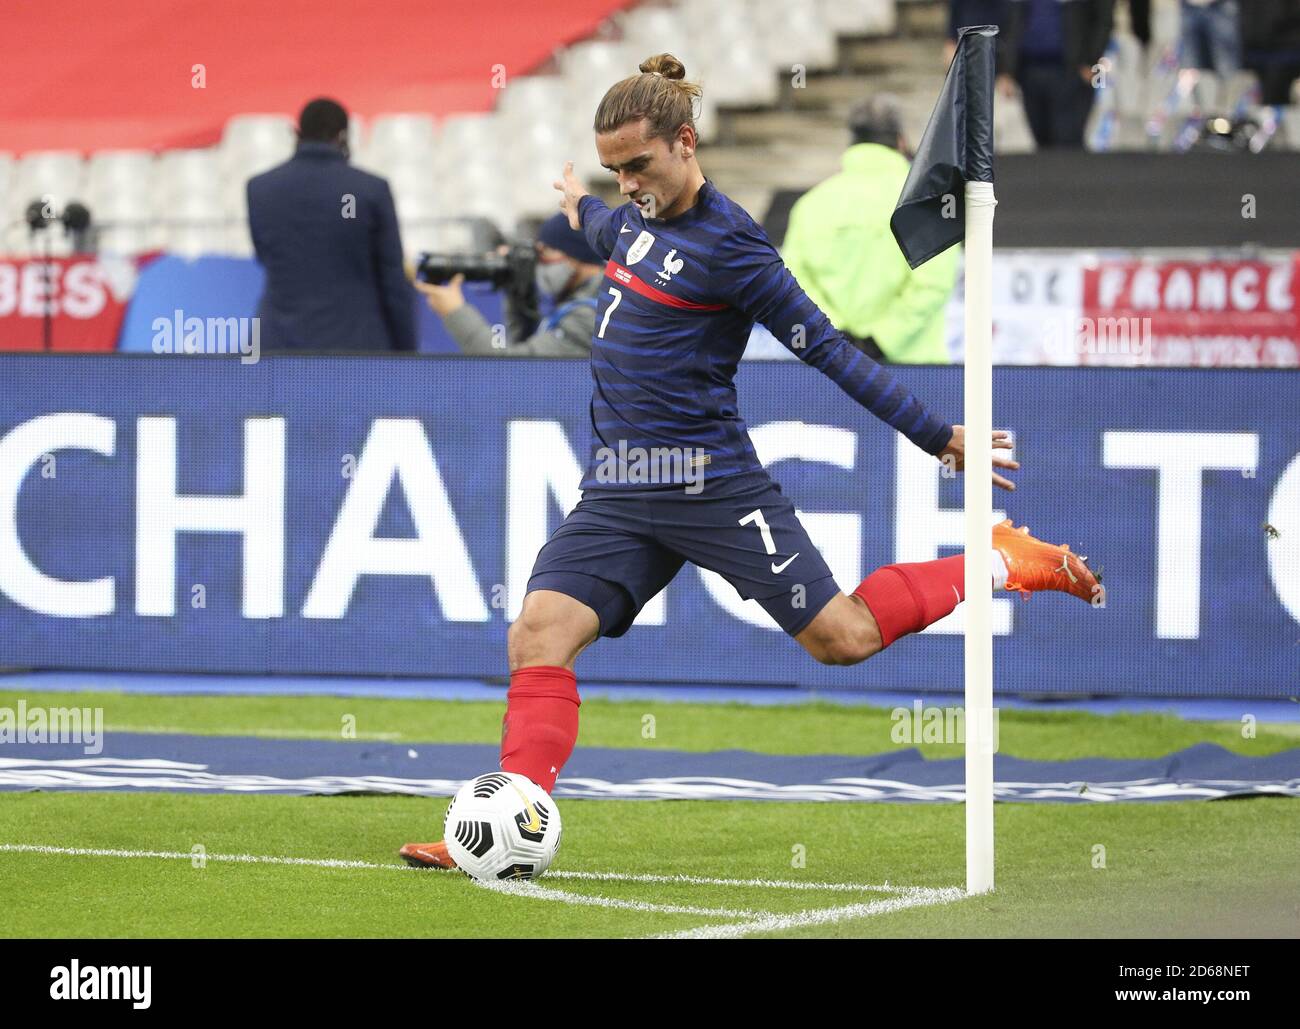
3, 735, 1297, 803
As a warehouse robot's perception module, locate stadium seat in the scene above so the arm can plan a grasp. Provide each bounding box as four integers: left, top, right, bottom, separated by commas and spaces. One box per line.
433, 113, 500, 175
674, 1, 780, 106
14, 150, 86, 214
612, 7, 721, 140
499, 76, 571, 123
154, 150, 225, 253
814, 0, 896, 37
221, 115, 295, 174
366, 114, 438, 166
0, 151, 16, 245
561, 40, 632, 177
346, 114, 366, 162
86, 151, 157, 211
753, 0, 839, 73
84, 151, 159, 256
388, 166, 442, 222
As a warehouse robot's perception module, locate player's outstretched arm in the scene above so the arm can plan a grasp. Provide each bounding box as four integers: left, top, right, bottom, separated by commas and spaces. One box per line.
554, 160, 617, 261
714, 218, 1017, 489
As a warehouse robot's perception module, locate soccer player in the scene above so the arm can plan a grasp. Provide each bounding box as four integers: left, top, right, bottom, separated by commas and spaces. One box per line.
401, 54, 1100, 870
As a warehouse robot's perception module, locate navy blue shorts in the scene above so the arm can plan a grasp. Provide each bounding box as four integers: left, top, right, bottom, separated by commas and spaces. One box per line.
526, 470, 840, 638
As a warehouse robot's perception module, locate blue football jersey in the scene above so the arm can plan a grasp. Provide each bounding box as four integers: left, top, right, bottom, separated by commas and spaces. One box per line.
576, 180, 953, 489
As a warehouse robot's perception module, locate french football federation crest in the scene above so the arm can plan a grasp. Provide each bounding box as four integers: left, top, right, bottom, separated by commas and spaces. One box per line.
625, 229, 655, 266
659, 248, 684, 280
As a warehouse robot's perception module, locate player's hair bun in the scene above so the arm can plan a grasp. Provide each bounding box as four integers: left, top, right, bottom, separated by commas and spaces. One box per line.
639, 53, 687, 80
594, 51, 700, 139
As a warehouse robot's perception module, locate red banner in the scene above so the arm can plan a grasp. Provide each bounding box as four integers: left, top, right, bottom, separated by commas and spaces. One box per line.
0, 255, 152, 352
1081, 256, 1300, 367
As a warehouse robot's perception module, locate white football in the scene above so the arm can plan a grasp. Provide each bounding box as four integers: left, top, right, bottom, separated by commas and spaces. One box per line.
443, 771, 562, 881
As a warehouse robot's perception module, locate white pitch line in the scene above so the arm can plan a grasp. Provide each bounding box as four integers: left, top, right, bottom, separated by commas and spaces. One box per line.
106, 725, 404, 741
547, 869, 906, 892
1, 843, 957, 932
0, 843, 401, 870
473, 878, 762, 919
653, 886, 967, 939
0, 844, 905, 893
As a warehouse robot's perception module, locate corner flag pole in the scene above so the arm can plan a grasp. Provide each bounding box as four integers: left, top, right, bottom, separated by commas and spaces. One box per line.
964, 176, 996, 896
889, 25, 998, 896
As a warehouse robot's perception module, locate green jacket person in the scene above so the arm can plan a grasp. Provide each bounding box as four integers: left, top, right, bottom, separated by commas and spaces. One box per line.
781, 96, 958, 364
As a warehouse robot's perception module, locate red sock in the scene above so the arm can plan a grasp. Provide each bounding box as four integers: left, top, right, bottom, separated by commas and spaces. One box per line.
853, 555, 965, 648
499, 665, 580, 794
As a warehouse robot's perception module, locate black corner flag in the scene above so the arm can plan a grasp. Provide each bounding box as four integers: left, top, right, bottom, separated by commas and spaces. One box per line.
890, 25, 998, 270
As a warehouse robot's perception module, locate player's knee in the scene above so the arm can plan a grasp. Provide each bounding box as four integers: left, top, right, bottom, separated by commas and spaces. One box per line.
507, 611, 553, 668
819, 632, 879, 666
507, 591, 599, 670
805, 620, 881, 666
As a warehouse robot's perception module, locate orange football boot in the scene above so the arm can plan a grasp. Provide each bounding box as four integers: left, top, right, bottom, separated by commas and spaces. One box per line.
992, 519, 1103, 604
399, 840, 458, 869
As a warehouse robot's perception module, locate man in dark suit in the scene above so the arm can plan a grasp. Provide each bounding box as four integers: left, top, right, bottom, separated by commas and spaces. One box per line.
997, 0, 1115, 148
247, 98, 416, 352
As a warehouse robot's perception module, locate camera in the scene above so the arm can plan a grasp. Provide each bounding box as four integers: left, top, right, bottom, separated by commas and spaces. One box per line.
416, 243, 536, 287
416, 242, 541, 329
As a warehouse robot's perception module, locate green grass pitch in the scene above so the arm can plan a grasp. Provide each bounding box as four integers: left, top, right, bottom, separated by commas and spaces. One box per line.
1, 687, 1297, 938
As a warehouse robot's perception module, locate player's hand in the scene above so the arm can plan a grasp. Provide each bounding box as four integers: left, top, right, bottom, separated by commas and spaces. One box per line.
938, 425, 1019, 491
553, 160, 589, 231
414, 273, 466, 317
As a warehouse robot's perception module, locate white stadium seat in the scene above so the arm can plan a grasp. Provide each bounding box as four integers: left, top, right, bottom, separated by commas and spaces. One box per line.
561, 40, 633, 177
674, 1, 779, 106
815, 0, 896, 36
85, 151, 157, 223
0, 152, 16, 232
754, 0, 839, 72
220, 115, 295, 194
155, 150, 225, 246
14, 150, 86, 213
608, 8, 720, 140
366, 113, 437, 163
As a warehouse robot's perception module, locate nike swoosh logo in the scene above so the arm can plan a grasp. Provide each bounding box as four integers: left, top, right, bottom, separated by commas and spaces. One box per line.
511, 784, 541, 832
771, 553, 799, 574
620, 224, 632, 234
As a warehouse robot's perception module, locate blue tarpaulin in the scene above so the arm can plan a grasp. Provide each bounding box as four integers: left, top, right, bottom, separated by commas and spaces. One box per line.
2, 733, 1297, 803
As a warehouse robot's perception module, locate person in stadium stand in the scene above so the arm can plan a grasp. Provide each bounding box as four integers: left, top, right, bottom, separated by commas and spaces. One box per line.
781, 95, 957, 364
944, 0, 1010, 65
416, 213, 602, 356
1241, 0, 1300, 105
1179, 0, 1243, 81
247, 97, 416, 353
997, 0, 1116, 148
399, 54, 1102, 870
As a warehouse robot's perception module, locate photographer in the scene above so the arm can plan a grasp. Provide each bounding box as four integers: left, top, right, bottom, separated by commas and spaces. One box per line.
416, 213, 602, 356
